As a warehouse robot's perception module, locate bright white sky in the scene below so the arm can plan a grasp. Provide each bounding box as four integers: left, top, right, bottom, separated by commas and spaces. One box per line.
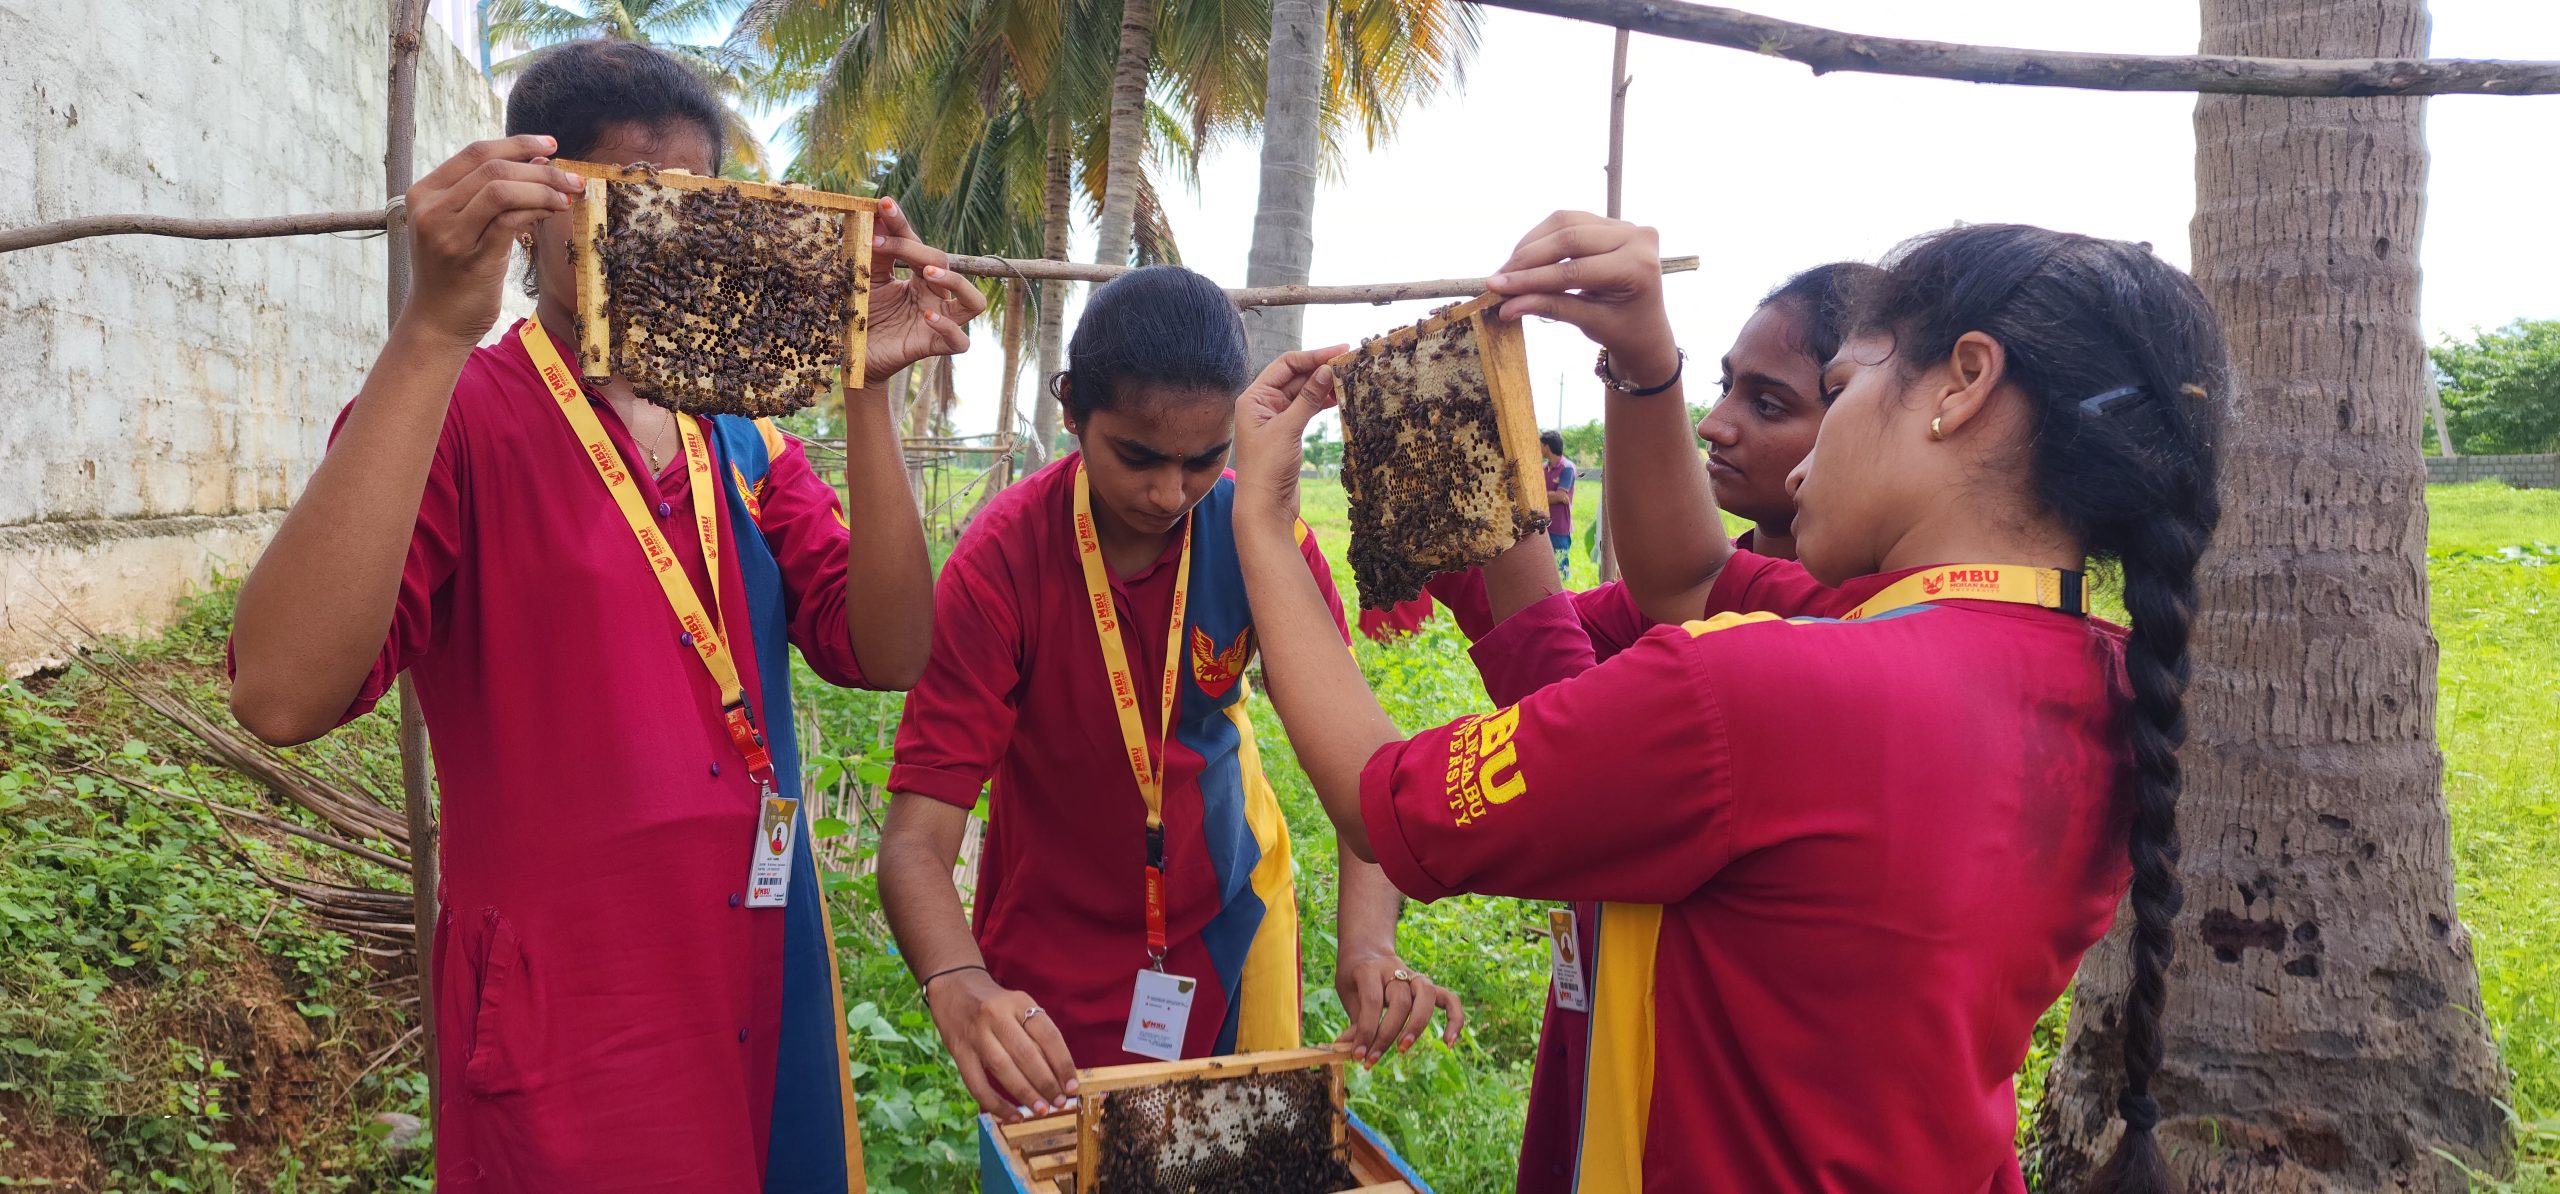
776, 0, 2560, 436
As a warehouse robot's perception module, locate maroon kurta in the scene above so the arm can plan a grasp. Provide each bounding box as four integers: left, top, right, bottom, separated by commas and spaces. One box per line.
287, 321, 869, 1190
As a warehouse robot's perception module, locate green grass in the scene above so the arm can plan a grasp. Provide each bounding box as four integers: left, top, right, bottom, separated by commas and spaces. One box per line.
2430, 486, 2560, 1191
2, 480, 2553, 1191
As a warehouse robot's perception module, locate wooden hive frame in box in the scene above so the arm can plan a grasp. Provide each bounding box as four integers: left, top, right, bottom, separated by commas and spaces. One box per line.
554, 159, 877, 411
978, 1047, 1432, 1194
1329, 292, 1548, 608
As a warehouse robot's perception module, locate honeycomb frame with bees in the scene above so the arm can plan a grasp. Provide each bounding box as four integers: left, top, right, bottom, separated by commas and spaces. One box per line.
978, 1048, 1428, 1194
1330, 292, 1549, 610
554, 159, 876, 418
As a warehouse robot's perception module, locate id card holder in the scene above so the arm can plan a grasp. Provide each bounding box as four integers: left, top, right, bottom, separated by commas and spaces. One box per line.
1548, 907, 1589, 1013
746, 794, 800, 908
1121, 968, 1198, 1062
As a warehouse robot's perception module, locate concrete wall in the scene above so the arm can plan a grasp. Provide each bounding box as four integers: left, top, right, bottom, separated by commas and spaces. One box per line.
2426, 452, 2560, 489
0, 0, 529, 677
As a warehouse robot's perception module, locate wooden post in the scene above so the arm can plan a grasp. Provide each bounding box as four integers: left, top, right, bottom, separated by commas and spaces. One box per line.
1595, 29, 1631, 584
383, 0, 441, 1126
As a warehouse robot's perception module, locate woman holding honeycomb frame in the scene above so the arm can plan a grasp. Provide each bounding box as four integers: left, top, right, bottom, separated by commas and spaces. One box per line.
226, 40, 984, 1194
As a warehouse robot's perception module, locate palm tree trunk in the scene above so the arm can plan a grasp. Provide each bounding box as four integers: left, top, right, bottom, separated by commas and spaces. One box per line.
1241, 0, 1325, 373
2032, 0, 2511, 1189
1091, 0, 1157, 269
994, 281, 1027, 490
1033, 115, 1072, 463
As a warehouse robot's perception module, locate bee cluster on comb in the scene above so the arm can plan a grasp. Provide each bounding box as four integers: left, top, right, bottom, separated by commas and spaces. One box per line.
1332, 294, 1549, 609
561, 161, 875, 418
1092, 1068, 1353, 1194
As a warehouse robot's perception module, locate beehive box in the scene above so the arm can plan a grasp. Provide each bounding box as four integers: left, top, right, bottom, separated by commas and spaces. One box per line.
978, 1048, 1432, 1194
1330, 292, 1547, 609
555, 159, 876, 417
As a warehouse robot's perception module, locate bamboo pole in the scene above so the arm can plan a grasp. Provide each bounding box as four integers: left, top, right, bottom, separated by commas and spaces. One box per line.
383, 0, 441, 1127
1594, 29, 1630, 586
1472, 0, 2560, 96
0, 208, 1702, 309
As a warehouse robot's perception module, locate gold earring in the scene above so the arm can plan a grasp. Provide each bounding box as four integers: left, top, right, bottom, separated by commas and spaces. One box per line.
1929, 416, 1944, 442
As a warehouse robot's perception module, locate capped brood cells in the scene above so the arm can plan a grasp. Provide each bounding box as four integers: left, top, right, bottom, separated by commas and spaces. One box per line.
1330, 292, 1548, 609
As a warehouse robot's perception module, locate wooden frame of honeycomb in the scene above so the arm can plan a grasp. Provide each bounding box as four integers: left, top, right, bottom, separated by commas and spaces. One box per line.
555, 159, 876, 417
1330, 291, 1548, 609
983, 1048, 1425, 1193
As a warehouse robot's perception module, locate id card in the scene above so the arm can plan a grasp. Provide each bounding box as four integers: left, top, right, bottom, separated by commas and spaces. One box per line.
1548, 908, 1589, 1013
746, 795, 800, 908
1120, 968, 1198, 1062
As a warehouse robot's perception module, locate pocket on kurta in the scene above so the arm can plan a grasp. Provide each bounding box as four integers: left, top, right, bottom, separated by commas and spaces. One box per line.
460, 909, 534, 1098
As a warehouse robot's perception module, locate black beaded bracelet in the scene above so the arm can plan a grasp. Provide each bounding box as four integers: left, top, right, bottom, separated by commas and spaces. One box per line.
1595, 347, 1687, 397
917, 963, 988, 998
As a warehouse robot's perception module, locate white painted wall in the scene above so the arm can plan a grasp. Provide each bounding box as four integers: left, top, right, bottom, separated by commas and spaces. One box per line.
0, 0, 529, 676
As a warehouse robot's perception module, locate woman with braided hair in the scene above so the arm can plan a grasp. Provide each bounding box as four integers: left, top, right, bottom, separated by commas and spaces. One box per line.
1225, 213, 2220, 1193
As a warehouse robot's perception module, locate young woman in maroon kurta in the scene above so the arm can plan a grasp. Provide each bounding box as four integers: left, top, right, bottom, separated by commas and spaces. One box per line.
227, 43, 986, 1194
878, 267, 1461, 1126
1226, 216, 2221, 1193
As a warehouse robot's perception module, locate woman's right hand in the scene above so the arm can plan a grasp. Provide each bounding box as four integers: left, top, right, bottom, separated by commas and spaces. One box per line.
400, 134, 587, 347
1486, 212, 1681, 389
923, 968, 1081, 1121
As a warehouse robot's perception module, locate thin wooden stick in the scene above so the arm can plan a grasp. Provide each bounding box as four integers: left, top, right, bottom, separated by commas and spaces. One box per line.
0, 210, 1699, 309
384, 0, 441, 1128
945, 254, 1701, 307
0, 209, 391, 254
1475, 0, 2560, 96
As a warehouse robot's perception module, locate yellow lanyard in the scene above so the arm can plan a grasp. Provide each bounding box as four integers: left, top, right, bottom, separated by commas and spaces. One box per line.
520, 319, 775, 785
1840, 564, 2087, 622
1071, 459, 1191, 964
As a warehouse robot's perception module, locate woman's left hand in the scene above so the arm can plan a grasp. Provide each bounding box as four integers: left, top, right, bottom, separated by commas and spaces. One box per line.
860, 197, 991, 387
1334, 950, 1465, 1065
1231, 344, 1349, 521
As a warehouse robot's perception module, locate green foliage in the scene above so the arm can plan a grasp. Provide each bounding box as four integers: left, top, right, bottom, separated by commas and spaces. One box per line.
2432, 320, 2560, 455
0, 585, 431, 1190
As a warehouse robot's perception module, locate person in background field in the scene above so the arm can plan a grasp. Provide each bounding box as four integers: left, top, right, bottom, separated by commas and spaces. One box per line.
880, 266, 1463, 1126
1541, 429, 1578, 571
1227, 213, 2220, 1193
225, 40, 984, 1192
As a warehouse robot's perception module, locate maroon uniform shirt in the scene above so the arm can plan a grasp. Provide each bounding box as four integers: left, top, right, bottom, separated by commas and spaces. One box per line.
1367, 550, 2135, 1192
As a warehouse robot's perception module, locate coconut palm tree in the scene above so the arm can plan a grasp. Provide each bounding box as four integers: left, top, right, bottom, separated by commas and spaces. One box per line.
737, 0, 1203, 463
1243, 0, 1479, 366
2032, 0, 2512, 1188
484, 0, 772, 172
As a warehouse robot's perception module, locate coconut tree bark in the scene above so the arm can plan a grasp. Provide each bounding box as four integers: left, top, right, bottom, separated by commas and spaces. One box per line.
1032, 116, 1072, 465
2033, 0, 2512, 1189
1092, 0, 1158, 270
1241, 0, 1326, 372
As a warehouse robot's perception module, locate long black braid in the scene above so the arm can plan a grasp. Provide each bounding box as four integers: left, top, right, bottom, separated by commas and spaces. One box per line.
1854, 224, 2227, 1194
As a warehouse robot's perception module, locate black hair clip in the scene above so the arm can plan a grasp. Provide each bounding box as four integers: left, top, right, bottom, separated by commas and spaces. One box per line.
2079, 384, 2146, 416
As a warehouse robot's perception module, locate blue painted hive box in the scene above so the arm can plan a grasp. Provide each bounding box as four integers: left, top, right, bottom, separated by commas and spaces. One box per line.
976, 1047, 1433, 1193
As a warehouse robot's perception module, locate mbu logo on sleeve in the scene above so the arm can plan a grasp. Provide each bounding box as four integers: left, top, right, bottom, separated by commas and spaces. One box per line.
1444, 705, 1527, 828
